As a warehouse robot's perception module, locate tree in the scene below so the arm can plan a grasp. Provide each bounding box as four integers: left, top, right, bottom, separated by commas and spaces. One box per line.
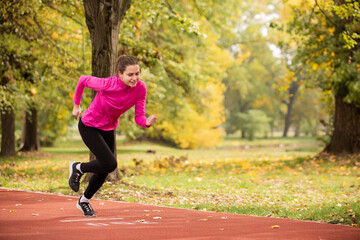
19, 106, 40, 152
275, 68, 303, 137
0, 104, 15, 157
19, 73, 40, 152
217, 0, 286, 138
0, 0, 40, 155
238, 109, 271, 140
82, 0, 132, 181
115, 0, 233, 148
1, 0, 85, 155
223, 29, 284, 137
0, 45, 17, 157
282, 0, 360, 153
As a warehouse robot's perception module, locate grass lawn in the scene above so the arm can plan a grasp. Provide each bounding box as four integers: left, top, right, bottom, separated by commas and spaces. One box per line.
0, 136, 359, 227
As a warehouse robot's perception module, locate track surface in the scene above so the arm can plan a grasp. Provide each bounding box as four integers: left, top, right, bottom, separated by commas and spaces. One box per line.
0, 188, 359, 240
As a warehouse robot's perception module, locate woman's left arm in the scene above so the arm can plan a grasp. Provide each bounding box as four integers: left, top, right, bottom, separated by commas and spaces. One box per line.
134, 88, 156, 128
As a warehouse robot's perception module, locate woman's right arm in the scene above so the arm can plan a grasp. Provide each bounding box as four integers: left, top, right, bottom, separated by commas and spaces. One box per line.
72, 75, 110, 121
73, 76, 109, 105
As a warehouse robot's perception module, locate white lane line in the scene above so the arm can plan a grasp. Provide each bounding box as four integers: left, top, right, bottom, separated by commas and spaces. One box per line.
60, 217, 124, 223
86, 223, 109, 226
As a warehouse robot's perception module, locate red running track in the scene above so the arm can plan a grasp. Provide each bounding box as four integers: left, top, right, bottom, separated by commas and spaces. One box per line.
0, 188, 359, 240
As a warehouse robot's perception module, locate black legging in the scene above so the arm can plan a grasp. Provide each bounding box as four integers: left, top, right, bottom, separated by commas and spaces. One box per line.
78, 118, 117, 199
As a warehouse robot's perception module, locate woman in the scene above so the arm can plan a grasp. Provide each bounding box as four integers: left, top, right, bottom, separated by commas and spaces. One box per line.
69, 55, 157, 217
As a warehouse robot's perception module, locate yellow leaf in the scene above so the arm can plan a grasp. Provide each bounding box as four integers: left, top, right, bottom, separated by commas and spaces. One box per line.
271, 225, 280, 229
52, 32, 58, 38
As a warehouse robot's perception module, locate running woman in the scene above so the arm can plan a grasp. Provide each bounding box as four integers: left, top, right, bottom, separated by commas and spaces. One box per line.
69, 55, 157, 217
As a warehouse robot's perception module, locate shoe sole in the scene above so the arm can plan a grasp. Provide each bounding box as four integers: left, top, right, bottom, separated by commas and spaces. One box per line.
76, 201, 96, 217
68, 161, 78, 192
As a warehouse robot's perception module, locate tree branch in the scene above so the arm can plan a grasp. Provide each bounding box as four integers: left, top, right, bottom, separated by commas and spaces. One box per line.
32, 16, 78, 62
44, 3, 84, 26
164, 0, 177, 16
314, 0, 337, 27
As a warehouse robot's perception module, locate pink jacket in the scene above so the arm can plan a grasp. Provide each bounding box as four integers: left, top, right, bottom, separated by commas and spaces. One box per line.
73, 75, 148, 131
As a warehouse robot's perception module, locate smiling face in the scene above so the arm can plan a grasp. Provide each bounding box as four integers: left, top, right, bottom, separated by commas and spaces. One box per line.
118, 64, 141, 88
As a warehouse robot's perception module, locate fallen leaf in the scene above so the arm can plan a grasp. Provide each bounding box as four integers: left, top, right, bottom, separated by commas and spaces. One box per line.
153, 217, 162, 220
199, 219, 208, 221
32, 213, 39, 216
207, 216, 213, 219
10, 210, 15, 213
219, 228, 224, 231
144, 214, 150, 216
135, 219, 146, 222
99, 202, 105, 206
152, 210, 162, 212
220, 216, 228, 219
271, 225, 280, 229
15, 204, 22, 206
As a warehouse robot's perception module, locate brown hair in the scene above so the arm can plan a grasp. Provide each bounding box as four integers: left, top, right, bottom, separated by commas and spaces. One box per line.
115, 55, 139, 74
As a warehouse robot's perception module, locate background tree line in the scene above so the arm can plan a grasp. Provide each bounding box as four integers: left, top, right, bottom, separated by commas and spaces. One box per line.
1, 0, 359, 157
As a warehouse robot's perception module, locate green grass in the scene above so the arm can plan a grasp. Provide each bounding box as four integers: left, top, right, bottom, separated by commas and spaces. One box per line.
1, 136, 359, 227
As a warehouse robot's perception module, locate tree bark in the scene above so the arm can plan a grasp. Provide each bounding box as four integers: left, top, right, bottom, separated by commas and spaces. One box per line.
283, 79, 300, 137
19, 107, 40, 152
324, 94, 360, 154
0, 107, 16, 157
323, 0, 360, 154
83, 0, 132, 182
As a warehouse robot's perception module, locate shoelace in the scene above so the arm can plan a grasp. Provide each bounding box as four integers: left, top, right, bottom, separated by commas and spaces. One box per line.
81, 202, 93, 212
74, 172, 82, 183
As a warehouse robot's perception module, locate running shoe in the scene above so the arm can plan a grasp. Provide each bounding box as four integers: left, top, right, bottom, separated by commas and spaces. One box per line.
77, 199, 97, 217
68, 161, 83, 192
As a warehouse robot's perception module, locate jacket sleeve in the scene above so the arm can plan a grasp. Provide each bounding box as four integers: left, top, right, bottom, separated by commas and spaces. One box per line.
134, 87, 149, 128
73, 75, 111, 105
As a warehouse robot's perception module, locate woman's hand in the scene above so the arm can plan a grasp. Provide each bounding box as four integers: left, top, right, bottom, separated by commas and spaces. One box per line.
72, 104, 81, 121
146, 114, 157, 127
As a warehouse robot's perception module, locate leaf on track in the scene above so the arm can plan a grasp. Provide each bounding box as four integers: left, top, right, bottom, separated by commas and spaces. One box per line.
271, 225, 280, 229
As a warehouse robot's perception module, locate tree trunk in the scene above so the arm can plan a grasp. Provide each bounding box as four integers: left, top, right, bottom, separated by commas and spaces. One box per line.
19, 107, 40, 152
282, 102, 292, 137
324, 0, 360, 154
0, 107, 16, 157
241, 130, 246, 139
294, 122, 300, 137
324, 94, 360, 154
283, 79, 300, 137
83, 0, 132, 182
